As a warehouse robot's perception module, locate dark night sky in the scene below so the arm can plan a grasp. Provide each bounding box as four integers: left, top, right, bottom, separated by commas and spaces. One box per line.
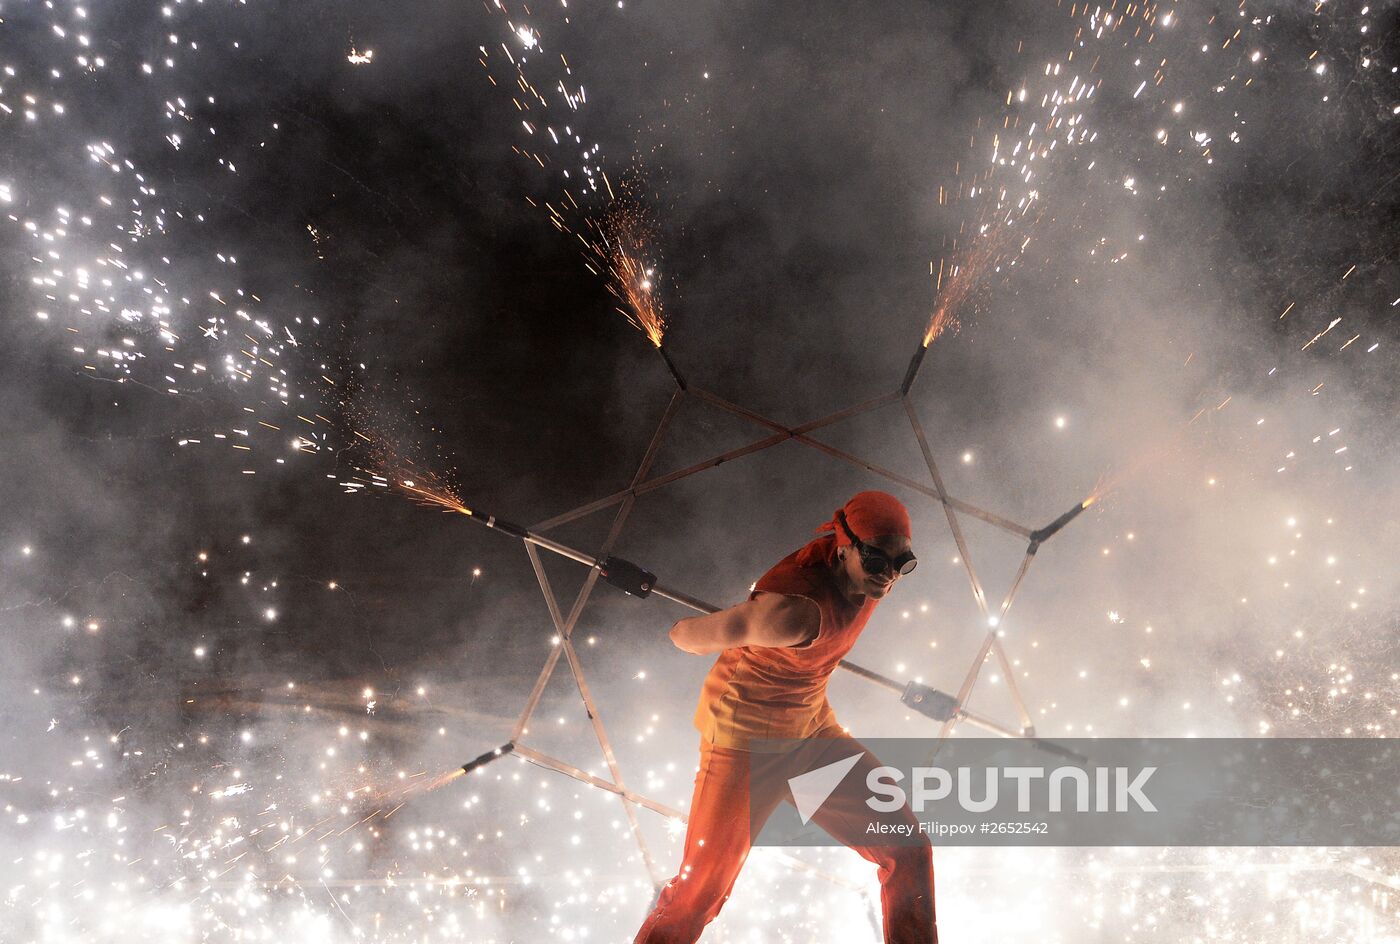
0, 0, 1395, 717
3, 0, 1398, 712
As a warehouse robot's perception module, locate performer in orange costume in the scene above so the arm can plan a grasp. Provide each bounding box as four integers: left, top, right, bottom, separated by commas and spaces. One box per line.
634, 490, 937, 943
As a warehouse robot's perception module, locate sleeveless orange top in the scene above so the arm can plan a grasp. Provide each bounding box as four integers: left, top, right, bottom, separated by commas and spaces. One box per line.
693, 548, 877, 751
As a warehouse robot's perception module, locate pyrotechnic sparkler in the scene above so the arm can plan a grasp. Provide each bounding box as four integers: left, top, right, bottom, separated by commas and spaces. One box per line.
922, 232, 1009, 350
474, 5, 686, 388
582, 187, 692, 389
594, 199, 668, 349
474, 0, 680, 365
903, 228, 1016, 392
1028, 497, 1092, 548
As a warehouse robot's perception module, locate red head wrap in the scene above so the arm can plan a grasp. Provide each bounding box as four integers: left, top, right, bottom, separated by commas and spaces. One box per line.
795, 490, 912, 567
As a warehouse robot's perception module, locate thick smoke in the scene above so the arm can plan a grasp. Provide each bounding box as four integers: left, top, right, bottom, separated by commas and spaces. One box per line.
1, 1, 1397, 941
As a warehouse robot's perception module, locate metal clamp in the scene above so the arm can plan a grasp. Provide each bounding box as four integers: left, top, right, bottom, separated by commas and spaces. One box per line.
599, 555, 657, 598
901, 681, 961, 722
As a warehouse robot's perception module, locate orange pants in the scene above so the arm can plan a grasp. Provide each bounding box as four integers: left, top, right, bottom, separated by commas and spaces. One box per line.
635, 730, 936, 943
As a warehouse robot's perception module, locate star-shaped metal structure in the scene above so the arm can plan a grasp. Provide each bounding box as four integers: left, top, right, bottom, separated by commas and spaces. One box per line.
452, 340, 1092, 888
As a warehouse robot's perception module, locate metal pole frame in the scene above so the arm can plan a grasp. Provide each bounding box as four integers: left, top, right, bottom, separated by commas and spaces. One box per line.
469, 344, 1094, 899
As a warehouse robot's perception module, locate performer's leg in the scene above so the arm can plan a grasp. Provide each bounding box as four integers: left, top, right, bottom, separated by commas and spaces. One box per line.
804, 732, 937, 944
634, 743, 785, 944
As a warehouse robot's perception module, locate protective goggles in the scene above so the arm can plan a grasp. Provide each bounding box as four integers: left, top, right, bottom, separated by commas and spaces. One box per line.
836, 510, 918, 577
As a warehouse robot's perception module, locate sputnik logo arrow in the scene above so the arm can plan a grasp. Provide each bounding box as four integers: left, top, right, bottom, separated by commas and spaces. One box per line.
787, 753, 863, 825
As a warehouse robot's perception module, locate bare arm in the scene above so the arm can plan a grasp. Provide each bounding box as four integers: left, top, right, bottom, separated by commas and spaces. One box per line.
669, 592, 820, 655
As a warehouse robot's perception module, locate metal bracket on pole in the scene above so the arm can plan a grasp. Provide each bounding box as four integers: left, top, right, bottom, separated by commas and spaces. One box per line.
900, 682, 960, 723
599, 555, 657, 598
